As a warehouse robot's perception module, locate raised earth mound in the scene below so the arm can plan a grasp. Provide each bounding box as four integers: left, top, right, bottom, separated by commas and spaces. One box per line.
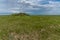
12, 13, 29, 16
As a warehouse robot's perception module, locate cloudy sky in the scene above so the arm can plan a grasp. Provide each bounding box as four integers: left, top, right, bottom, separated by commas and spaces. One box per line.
0, 0, 60, 15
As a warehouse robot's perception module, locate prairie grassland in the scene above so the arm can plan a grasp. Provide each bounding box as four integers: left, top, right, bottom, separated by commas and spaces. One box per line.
0, 15, 60, 40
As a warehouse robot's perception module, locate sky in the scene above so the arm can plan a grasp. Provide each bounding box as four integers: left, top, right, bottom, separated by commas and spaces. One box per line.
0, 0, 60, 15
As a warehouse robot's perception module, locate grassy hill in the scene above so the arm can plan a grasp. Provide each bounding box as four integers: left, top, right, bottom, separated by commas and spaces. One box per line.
0, 15, 60, 40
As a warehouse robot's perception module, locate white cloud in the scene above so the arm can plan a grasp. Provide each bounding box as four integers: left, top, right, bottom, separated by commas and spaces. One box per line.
11, 10, 20, 13
6, 0, 60, 15
47, 1, 60, 15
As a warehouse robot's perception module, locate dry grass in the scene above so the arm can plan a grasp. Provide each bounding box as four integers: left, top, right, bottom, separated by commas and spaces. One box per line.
8, 31, 40, 40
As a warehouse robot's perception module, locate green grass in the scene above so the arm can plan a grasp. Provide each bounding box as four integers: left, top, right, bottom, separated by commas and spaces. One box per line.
0, 15, 60, 40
